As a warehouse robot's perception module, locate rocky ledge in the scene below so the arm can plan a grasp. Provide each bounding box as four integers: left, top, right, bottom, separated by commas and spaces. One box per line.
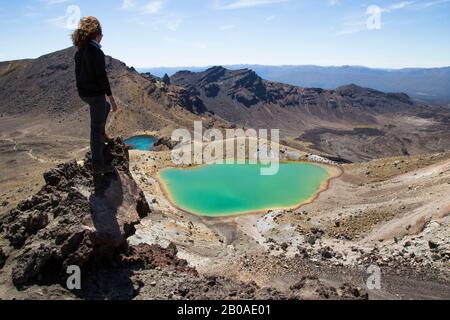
0, 139, 152, 289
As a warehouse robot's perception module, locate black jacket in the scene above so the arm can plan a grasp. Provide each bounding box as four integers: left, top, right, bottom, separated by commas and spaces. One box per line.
75, 44, 112, 97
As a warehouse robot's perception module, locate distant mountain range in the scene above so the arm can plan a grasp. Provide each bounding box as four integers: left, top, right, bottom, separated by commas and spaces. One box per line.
140, 65, 450, 104
2, 48, 450, 162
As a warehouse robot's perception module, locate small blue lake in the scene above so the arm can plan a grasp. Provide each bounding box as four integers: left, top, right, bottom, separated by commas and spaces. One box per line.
124, 135, 157, 151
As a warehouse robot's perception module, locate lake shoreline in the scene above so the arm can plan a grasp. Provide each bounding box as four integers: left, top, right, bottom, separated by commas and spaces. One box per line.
156, 161, 343, 218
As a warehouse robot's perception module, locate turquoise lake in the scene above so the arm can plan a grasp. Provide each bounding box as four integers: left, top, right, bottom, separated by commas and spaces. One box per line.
159, 162, 331, 217
124, 135, 156, 151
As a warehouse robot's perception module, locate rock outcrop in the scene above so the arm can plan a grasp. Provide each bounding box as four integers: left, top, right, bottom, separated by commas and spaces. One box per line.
152, 136, 178, 151
165, 85, 207, 114
0, 139, 151, 288
119, 243, 197, 275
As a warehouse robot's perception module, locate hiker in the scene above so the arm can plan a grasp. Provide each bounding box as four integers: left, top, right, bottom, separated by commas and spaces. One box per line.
72, 16, 118, 174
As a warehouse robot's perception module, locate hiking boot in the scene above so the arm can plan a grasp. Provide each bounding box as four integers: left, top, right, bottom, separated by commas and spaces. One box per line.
92, 164, 115, 175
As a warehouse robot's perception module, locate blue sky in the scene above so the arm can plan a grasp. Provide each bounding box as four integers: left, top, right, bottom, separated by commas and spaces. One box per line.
0, 0, 449, 68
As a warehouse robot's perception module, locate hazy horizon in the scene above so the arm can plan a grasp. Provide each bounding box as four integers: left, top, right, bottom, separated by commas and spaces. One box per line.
2, 47, 450, 70
138, 63, 450, 70
2, 44, 449, 71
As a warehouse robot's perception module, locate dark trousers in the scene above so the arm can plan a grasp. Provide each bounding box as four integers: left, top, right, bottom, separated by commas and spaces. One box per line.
81, 95, 110, 168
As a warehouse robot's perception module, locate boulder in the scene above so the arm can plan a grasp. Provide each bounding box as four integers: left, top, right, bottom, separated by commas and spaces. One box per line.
119, 243, 197, 275
153, 136, 178, 151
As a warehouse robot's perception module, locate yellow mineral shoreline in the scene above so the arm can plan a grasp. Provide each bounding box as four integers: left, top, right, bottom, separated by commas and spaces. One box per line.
156, 161, 343, 219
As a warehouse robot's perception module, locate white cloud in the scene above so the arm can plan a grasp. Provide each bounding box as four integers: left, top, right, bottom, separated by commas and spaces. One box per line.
383, 1, 416, 12
122, 0, 183, 31
420, 0, 450, 7
377, 0, 449, 12
121, 0, 136, 10
328, 0, 340, 6
143, 0, 165, 14
214, 0, 289, 10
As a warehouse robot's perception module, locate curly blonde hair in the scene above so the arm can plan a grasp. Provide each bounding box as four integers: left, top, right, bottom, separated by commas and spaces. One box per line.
71, 16, 102, 49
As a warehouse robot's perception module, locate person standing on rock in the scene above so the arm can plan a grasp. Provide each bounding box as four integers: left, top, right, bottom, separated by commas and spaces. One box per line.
72, 16, 118, 174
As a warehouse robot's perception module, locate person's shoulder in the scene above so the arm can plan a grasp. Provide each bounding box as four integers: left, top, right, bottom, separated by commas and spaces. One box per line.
89, 43, 104, 53
90, 45, 105, 58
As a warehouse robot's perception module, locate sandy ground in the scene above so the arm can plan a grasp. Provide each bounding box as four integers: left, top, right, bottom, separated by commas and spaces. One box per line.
0, 116, 90, 216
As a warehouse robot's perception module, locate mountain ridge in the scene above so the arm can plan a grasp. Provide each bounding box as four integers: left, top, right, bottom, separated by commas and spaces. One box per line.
141, 64, 450, 103
171, 66, 450, 161
1, 48, 450, 162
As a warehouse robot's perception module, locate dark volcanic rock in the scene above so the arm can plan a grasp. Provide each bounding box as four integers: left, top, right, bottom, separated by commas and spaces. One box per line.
120, 243, 197, 275
0, 247, 6, 269
320, 246, 335, 260
11, 244, 54, 287
5, 210, 49, 249
290, 276, 368, 300
305, 227, 325, 246
173, 67, 268, 108
204, 83, 220, 98
428, 240, 440, 251
164, 85, 207, 114
153, 136, 178, 151
200, 66, 226, 83
339, 283, 368, 300
0, 139, 151, 289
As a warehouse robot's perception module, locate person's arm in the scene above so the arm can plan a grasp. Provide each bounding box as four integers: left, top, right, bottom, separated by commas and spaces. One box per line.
93, 49, 118, 112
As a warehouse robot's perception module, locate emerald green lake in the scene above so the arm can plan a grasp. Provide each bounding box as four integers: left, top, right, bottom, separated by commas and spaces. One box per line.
160, 162, 331, 217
